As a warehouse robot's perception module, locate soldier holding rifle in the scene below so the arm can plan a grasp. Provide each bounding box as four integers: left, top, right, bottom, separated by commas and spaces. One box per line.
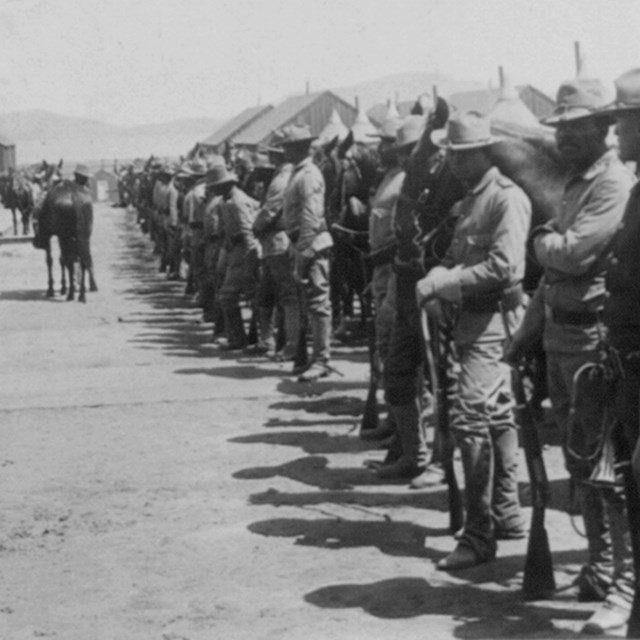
417, 110, 529, 570
505, 76, 635, 635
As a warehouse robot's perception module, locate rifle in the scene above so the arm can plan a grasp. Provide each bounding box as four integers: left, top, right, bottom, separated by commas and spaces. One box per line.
420, 309, 464, 534
499, 302, 555, 600
360, 316, 380, 433
293, 281, 309, 372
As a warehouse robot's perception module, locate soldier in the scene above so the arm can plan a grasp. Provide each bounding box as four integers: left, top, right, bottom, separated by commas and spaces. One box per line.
374, 115, 443, 484
418, 110, 529, 570
505, 77, 635, 634
183, 160, 208, 299
152, 164, 171, 269
280, 124, 334, 382
251, 148, 299, 359
359, 117, 405, 443
208, 164, 259, 351
166, 166, 183, 280
73, 164, 92, 191
598, 68, 640, 636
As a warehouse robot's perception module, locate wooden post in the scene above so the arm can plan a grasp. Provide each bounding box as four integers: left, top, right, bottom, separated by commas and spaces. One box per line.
574, 41, 581, 76
498, 66, 505, 89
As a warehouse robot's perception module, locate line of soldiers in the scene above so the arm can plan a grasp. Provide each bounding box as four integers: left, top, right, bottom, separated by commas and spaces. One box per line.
122, 66, 640, 636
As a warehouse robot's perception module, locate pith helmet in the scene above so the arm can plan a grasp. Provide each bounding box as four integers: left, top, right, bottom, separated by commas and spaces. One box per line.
74, 163, 93, 178
274, 124, 317, 146
599, 68, 640, 115
204, 164, 238, 186
431, 110, 501, 150
542, 78, 612, 126
394, 115, 426, 149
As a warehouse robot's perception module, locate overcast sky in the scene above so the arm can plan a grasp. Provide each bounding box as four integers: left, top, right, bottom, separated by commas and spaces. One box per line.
0, 0, 638, 126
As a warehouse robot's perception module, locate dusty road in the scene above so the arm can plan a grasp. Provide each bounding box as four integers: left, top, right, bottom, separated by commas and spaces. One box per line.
0, 203, 614, 639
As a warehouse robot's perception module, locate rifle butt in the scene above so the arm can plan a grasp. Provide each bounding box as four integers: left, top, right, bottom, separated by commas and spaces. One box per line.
360, 379, 380, 433
444, 460, 464, 534
522, 508, 555, 600
293, 319, 309, 371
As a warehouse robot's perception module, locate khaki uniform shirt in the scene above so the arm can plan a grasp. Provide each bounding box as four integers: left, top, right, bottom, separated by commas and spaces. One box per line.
253, 163, 293, 258
219, 185, 259, 254
283, 156, 332, 254
530, 149, 635, 352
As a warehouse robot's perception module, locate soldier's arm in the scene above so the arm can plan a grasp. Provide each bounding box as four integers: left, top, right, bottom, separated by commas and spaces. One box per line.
534, 173, 633, 275
296, 173, 325, 253
458, 189, 532, 295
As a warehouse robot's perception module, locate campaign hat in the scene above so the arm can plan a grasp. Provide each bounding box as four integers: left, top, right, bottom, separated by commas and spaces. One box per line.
431, 111, 500, 150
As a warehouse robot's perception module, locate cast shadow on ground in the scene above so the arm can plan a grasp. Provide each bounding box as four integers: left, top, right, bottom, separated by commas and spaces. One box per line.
269, 396, 365, 416
174, 365, 285, 379
229, 430, 373, 455
0, 288, 64, 301
304, 576, 590, 637
276, 378, 369, 397
263, 417, 361, 428
233, 455, 394, 490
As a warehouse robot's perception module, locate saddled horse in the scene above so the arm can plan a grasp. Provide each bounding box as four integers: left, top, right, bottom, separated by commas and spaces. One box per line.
34, 178, 97, 302
324, 131, 380, 339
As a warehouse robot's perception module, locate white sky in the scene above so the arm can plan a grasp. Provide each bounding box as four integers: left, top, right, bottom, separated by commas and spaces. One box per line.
0, 0, 638, 126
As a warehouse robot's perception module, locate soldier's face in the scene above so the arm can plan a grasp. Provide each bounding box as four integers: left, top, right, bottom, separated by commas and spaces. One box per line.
448, 148, 490, 186
615, 112, 640, 163
555, 118, 607, 166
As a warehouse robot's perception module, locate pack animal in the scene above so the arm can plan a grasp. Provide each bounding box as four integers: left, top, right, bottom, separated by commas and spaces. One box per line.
33, 179, 98, 302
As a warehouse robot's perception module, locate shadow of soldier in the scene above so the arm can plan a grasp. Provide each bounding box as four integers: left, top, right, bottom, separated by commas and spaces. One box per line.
303, 577, 590, 636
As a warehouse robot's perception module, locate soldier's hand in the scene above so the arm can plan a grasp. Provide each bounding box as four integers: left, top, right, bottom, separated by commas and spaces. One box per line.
424, 299, 445, 324
503, 330, 526, 365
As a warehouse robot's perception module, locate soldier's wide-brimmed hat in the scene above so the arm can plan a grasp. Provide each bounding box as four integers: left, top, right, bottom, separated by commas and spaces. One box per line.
177, 159, 207, 178
369, 117, 403, 142
252, 152, 275, 171
431, 111, 500, 150
393, 115, 426, 149
73, 163, 93, 178
599, 68, 640, 115
541, 78, 612, 126
273, 124, 317, 146
204, 164, 238, 186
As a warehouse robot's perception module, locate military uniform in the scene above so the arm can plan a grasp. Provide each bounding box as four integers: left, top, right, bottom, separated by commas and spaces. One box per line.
423, 165, 530, 561
166, 177, 183, 278
521, 149, 635, 603
217, 185, 259, 348
252, 162, 300, 357
184, 181, 208, 295
283, 155, 333, 370
369, 165, 404, 363
152, 177, 169, 261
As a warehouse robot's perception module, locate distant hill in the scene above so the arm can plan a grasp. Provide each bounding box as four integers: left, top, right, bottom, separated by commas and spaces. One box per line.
332, 71, 485, 111
0, 110, 224, 165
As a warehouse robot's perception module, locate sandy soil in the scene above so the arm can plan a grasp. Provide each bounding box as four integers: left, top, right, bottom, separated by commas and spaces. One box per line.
0, 203, 618, 639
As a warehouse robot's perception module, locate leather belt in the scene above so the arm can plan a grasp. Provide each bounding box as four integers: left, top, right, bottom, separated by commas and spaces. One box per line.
551, 308, 600, 325
462, 283, 523, 313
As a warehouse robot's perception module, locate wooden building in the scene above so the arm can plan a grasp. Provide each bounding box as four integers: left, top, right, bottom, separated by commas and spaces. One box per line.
0, 134, 16, 172
90, 168, 119, 203
196, 105, 274, 154
233, 90, 359, 151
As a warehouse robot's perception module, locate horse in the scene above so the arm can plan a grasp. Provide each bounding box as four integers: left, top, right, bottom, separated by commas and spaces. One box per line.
0, 169, 34, 235
33, 178, 98, 302
324, 131, 381, 339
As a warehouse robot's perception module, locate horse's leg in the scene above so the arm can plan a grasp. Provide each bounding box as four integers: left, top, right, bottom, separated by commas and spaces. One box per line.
11, 207, 17, 235
59, 248, 67, 296
45, 242, 54, 297
21, 209, 29, 236
78, 262, 86, 303
66, 259, 75, 301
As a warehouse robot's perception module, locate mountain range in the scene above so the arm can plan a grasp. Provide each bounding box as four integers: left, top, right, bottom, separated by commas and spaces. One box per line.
3, 71, 487, 165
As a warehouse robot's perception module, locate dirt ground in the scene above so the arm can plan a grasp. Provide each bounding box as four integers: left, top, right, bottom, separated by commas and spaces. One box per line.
0, 204, 622, 639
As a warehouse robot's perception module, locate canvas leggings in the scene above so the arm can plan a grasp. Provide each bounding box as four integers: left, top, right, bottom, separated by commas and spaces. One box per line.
547, 349, 634, 607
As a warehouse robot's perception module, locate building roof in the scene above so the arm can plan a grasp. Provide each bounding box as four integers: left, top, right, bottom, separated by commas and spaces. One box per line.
235, 90, 355, 146
201, 104, 274, 147
317, 108, 349, 144
449, 85, 554, 118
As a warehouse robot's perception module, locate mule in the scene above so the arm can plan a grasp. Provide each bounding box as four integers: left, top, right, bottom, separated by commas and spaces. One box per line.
0, 169, 34, 235
34, 179, 97, 302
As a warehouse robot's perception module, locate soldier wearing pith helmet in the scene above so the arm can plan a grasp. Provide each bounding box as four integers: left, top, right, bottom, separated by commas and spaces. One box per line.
416, 110, 530, 570
506, 75, 635, 635
279, 123, 334, 382
599, 67, 640, 637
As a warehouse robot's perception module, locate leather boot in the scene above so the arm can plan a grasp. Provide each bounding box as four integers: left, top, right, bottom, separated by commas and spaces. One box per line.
376, 400, 428, 480
246, 307, 276, 355
297, 315, 332, 381
220, 307, 247, 350
273, 304, 301, 361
